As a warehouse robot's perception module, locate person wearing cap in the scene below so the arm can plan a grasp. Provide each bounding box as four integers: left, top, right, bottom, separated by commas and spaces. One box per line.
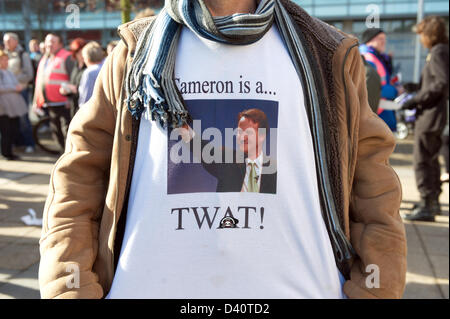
59, 38, 88, 118
359, 28, 399, 131
401, 16, 449, 222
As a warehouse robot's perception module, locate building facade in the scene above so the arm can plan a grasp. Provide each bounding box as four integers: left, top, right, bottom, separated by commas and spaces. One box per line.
0, 0, 448, 81
300, 0, 449, 82
0, 1, 163, 47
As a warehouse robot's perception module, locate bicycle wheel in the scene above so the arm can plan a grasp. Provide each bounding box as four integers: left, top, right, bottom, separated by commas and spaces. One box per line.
33, 117, 62, 155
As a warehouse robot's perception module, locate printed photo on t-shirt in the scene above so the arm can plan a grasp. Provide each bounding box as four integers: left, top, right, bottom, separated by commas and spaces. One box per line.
167, 99, 278, 195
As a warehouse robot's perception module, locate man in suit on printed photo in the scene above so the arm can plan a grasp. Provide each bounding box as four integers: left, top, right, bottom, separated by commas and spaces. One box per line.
180, 108, 277, 193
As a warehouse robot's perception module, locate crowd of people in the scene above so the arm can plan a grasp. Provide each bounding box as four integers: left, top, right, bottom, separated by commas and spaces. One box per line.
358, 16, 449, 222
0, 32, 118, 160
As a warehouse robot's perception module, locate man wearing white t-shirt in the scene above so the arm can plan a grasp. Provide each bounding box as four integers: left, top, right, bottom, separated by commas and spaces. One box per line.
39, 0, 407, 299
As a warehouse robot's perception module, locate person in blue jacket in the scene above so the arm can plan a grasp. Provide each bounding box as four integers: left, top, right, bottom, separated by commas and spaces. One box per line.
360, 28, 399, 131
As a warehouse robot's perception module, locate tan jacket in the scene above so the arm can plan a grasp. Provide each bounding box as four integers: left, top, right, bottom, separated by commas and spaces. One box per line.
39, 3, 407, 299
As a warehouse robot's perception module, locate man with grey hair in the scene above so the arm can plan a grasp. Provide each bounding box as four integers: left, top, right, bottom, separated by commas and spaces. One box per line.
3, 32, 35, 153
3, 33, 34, 87
78, 41, 105, 107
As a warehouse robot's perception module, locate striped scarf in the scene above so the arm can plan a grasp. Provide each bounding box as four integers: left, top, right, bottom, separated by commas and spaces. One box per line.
126, 0, 304, 128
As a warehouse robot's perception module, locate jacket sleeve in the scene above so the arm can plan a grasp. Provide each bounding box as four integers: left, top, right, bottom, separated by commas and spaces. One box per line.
411, 45, 449, 109
342, 45, 407, 299
77, 71, 89, 106
0, 71, 18, 93
39, 41, 128, 299
17, 51, 34, 85
364, 62, 381, 113
65, 55, 75, 78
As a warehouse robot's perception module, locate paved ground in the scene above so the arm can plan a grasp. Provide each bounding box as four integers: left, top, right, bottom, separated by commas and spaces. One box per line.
0, 137, 448, 299
391, 138, 449, 299
0, 147, 56, 299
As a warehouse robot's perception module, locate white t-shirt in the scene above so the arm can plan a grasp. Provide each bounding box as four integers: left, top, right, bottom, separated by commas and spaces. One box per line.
107, 25, 345, 299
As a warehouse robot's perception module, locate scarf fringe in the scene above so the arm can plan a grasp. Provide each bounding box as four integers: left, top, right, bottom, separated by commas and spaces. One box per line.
126, 0, 278, 128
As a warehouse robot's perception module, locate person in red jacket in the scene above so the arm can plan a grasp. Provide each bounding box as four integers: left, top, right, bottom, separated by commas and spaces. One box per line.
33, 33, 74, 151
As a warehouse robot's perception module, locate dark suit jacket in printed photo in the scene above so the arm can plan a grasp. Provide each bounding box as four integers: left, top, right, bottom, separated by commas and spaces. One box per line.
198, 142, 277, 194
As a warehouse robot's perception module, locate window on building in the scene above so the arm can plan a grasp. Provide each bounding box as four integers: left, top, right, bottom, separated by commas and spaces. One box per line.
4, 0, 22, 13
352, 21, 367, 34
103, 0, 164, 12
134, 0, 163, 11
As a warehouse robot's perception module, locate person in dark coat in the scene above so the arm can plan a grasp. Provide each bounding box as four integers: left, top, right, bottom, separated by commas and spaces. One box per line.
360, 28, 399, 130
59, 38, 87, 119
402, 16, 449, 222
362, 55, 382, 113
